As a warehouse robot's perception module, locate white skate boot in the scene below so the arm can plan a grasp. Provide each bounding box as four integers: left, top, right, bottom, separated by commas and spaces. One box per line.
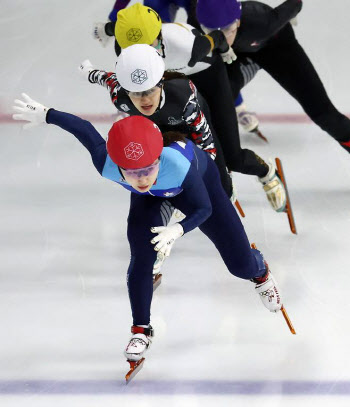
254, 271, 282, 312
173, 208, 186, 222
236, 103, 259, 133
152, 208, 183, 287
125, 325, 154, 382
124, 325, 153, 362
153, 252, 166, 273
258, 161, 286, 212
153, 252, 165, 290
152, 235, 177, 290
229, 172, 238, 204
236, 103, 268, 142
229, 172, 245, 217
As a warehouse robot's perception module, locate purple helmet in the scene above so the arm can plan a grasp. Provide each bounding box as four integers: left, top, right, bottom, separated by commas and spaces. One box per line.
197, 0, 242, 29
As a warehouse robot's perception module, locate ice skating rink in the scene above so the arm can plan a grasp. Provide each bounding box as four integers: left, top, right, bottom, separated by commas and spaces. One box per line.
1, 0, 350, 406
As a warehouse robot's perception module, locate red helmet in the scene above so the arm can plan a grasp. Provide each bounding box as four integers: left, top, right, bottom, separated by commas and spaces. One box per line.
107, 116, 163, 169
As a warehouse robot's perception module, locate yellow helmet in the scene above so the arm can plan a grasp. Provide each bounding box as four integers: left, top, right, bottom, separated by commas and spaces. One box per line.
115, 3, 162, 49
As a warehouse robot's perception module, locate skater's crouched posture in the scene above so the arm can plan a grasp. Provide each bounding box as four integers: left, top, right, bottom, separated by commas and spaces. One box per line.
13, 94, 283, 364
193, 0, 350, 154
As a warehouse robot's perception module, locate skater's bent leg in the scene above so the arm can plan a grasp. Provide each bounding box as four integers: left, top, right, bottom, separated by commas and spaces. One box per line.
214, 141, 233, 197
194, 159, 267, 279
254, 24, 350, 147
127, 194, 166, 325
189, 57, 269, 177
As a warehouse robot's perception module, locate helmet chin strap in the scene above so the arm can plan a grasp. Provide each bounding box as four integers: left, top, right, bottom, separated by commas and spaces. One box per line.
157, 88, 166, 112
156, 36, 166, 59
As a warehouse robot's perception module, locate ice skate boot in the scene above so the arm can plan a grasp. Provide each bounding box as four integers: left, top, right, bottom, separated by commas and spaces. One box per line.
173, 208, 186, 222
236, 103, 268, 142
152, 206, 182, 290
253, 270, 282, 312
258, 161, 287, 213
251, 243, 296, 334
125, 325, 154, 382
152, 233, 177, 291
153, 252, 164, 291
229, 172, 245, 217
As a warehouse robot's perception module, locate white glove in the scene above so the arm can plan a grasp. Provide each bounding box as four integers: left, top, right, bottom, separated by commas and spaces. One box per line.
78, 59, 94, 80
12, 93, 49, 129
290, 16, 298, 26
220, 47, 237, 64
150, 223, 184, 257
92, 22, 112, 48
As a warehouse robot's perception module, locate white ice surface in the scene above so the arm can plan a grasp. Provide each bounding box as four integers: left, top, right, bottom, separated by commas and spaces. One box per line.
1, 1, 350, 406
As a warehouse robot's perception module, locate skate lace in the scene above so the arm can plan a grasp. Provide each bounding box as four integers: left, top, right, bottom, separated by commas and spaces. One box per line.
129, 338, 147, 348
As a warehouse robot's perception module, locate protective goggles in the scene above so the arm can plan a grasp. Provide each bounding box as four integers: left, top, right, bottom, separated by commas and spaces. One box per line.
119, 160, 160, 179
125, 80, 163, 99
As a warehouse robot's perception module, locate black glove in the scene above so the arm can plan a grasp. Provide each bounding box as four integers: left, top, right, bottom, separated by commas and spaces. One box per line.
188, 35, 212, 67
188, 30, 229, 67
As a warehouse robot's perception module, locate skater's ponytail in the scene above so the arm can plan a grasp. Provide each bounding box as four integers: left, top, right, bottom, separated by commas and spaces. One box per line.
163, 71, 187, 81
162, 131, 187, 146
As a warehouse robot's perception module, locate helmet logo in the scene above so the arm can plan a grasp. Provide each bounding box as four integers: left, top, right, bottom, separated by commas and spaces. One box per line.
127, 28, 143, 43
124, 142, 144, 161
131, 69, 148, 85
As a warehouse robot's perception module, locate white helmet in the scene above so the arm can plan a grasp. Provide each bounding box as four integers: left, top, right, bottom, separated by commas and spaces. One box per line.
115, 44, 165, 92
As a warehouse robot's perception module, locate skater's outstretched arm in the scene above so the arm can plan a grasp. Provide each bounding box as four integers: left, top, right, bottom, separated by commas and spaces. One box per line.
89, 70, 121, 107
78, 60, 122, 107
46, 110, 107, 174
13, 94, 107, 174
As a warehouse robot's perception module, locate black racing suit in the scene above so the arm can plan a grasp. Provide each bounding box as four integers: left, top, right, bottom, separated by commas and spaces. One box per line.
88, 71, 233, 196
222, 0, 350, 153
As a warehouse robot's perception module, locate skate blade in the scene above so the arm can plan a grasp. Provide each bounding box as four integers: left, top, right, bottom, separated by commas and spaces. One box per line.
281, 306, 296, 335
125, 358, 145, 383
235, 199, 246, 218
251, 128, 268, 143
153, 273, 162, 291
275, 158, 297, 234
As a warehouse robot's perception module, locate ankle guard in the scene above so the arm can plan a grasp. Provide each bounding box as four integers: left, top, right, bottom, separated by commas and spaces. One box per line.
131, 325, 154, 337
250, 248, 269, 283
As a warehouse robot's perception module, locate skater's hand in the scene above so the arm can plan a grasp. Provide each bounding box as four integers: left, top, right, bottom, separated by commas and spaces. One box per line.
220, 47, 237, 64
12, 93, 49, 129
78, 59, 94, 80
150, 223, 184, 256
92, 22, 112, 48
